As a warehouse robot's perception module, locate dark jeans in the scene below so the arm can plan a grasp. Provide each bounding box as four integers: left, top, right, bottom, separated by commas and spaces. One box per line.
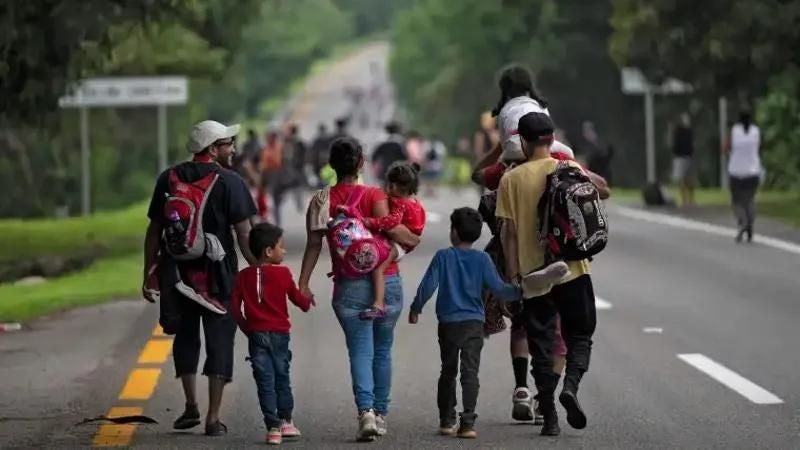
522, 275, 597, 397
437, 320, 484, 426
248, 332, 293, 429
730, 175, 759, 232
172, 294, 236, 381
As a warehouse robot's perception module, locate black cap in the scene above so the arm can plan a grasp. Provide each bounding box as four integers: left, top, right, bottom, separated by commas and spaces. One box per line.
518, 112, 555, 142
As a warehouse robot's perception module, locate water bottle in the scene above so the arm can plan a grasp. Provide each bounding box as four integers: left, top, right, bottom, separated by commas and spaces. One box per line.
166, 209, 185, 253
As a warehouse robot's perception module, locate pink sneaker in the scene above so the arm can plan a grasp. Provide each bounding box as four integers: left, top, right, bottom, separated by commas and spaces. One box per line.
280, 421, 301, 438
266, 428, 282, 445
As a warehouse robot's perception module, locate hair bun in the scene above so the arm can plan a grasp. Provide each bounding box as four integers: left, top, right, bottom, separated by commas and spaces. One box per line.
411, 162, 421, 173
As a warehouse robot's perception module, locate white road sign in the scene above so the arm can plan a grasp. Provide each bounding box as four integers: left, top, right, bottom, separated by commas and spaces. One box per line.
59, 76, 188, 108
621, 67, 692, 95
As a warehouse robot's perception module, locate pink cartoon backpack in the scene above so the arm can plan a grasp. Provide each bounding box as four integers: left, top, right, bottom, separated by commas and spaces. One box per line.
327, 186, 382, 278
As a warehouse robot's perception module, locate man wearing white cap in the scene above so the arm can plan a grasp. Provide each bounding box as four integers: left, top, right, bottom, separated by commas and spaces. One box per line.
142, 120, 257, 436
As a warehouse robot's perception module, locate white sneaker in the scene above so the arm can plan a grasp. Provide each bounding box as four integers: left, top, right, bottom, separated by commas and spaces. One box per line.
512, 387, 534, 421
357, 409, 378, 441
175, 281, 227, 315
522, 261, 571, 292
375, 415, 387, 436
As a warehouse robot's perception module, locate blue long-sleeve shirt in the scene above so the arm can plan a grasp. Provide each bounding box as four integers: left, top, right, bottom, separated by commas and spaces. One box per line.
411, 247, 521, 323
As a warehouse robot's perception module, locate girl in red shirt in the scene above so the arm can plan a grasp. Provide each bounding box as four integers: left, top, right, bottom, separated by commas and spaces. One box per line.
339, 162, 426, 320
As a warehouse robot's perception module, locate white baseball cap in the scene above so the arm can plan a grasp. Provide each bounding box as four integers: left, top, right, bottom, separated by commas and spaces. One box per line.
187, 120, 241, 153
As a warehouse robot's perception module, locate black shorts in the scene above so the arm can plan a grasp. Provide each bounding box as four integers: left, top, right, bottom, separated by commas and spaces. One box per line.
170, 291, 237, 382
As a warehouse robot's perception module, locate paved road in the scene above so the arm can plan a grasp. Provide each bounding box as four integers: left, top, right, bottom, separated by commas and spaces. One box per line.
2, 42, 800, 449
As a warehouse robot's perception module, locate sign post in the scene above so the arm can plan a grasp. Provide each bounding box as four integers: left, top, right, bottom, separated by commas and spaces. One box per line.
60, 76, 188, 215
621, 67, 692, 184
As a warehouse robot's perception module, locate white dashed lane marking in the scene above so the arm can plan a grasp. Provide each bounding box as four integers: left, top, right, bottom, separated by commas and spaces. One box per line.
678, 353, 783, 405
614, 205, 800, 256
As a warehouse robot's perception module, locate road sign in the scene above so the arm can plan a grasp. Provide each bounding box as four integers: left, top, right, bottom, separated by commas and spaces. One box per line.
59, 76, 189, 215
59, 76, 188, 108
621, 67, 692, 95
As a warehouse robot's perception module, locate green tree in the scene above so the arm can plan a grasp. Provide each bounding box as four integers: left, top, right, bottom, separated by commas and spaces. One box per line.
390, 0, 646, 184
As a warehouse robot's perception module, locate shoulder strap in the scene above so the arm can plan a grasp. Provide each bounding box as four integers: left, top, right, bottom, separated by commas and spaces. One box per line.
345, 185, 368, 208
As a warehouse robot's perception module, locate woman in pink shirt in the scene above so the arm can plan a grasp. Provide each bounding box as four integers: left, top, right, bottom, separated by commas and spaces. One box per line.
298, 137, 419, 441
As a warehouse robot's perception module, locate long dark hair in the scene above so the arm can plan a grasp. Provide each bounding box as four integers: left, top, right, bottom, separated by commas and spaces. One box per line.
492, 64, 549, 117
739, 111, 753, 133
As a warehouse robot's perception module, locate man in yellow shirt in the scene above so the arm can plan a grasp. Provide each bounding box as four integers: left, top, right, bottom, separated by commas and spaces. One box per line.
496, 112, 597, 437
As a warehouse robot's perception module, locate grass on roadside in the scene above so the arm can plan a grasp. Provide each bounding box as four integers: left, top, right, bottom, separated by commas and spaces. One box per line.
612, 187, 800, 226
0, 253, 142, 322
0, 203, 147, 262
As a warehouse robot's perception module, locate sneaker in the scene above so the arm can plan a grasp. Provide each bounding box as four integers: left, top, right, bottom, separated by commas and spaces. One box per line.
522, 261, 571, 292
456, 422, 477, 439
356, 409, 379, 442
359, 306, 387, 321
280, 420, 301, 438
559, 390, 587, 430
375, 415, 387, 436
438, 423, 457, 436
172, 404, 201, 430
266, 428, 282, 445
176, 281, 227, 314
512, 387, 534, 422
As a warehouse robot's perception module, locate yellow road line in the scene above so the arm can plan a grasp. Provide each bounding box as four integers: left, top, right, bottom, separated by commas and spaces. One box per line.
92, 406, 143, 447
152, 324, 165, 336
118, 368, 161, 400
137, 339, 172, 364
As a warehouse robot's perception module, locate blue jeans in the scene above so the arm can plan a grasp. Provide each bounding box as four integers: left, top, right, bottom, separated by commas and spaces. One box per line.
333, 274, 403, 416
248, 332, 293, 428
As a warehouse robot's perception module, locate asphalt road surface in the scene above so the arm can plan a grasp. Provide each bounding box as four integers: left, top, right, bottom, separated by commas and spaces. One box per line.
2, 42, 800, 449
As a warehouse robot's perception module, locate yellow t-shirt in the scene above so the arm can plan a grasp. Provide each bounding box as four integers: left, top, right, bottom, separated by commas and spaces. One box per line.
495, 157, 590, 298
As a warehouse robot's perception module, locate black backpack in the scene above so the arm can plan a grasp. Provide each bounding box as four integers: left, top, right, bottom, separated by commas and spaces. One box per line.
538, 161, 608, 261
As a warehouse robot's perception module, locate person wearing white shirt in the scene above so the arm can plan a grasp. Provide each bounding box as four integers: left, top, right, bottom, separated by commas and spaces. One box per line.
725, 111, 762, 243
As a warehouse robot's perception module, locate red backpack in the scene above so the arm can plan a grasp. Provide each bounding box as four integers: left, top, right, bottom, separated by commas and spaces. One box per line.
163, 168, 220, 261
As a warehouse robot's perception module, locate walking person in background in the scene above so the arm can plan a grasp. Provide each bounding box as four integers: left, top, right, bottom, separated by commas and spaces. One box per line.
284, 124, 308, 213
371, 121, 406, 183
422, 135, 447, 198
142, 120, 258, 437
671, 113, 696, 207
309, 124, 331, 188
725, 110, 762, 243
260, 131, 286, 226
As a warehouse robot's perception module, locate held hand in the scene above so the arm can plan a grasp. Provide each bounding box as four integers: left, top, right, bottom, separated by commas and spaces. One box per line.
300, 285, 314, 303
408, 311, 419, 324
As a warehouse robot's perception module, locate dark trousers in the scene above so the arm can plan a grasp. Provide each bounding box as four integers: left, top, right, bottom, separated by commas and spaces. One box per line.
522, 275, 597, 397
730, 175, 759, 231
172, 295, 236, 381
248, 332, 294, 429
437, 320, 484, 426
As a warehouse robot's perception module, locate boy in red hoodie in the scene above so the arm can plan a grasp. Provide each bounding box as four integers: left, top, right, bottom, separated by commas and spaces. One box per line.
231, 222, 314, 445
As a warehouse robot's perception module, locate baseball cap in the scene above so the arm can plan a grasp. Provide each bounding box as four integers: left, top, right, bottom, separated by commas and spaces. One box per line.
187, 120, 241, 153
518, 112, 555, 143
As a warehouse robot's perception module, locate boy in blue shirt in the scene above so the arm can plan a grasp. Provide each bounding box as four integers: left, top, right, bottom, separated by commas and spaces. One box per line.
409, 207, 521, 439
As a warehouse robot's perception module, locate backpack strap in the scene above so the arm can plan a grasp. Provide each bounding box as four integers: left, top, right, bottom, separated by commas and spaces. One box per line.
344, 185, 368, 209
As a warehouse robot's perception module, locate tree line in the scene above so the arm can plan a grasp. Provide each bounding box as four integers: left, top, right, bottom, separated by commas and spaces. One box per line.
390, 0, 800, 189
0, 0, 411, 217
